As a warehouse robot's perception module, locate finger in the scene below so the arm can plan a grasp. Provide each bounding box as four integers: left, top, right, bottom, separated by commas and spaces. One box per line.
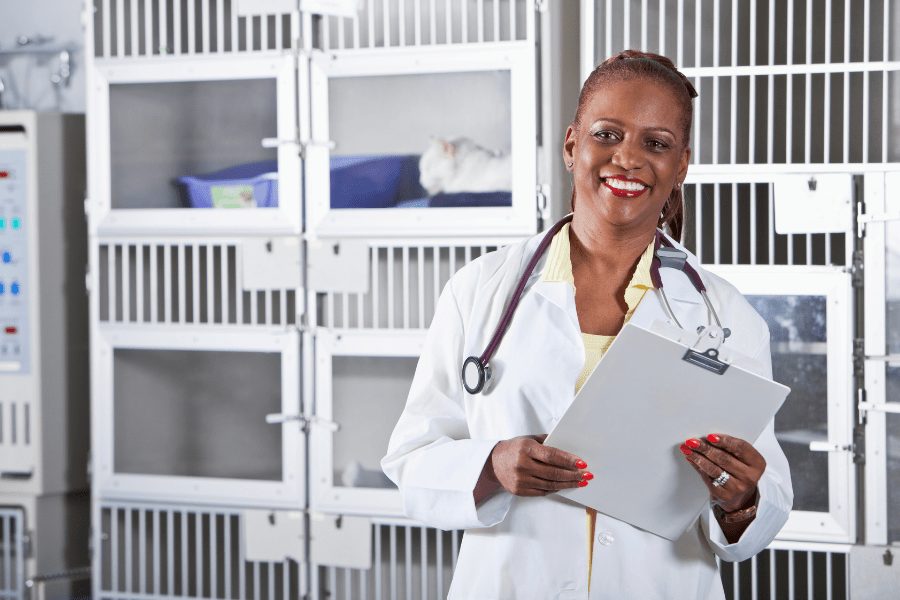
526, 473, 586, 492
526, 440, 586, 471
684, 438, 755, 483
705, 433, 767, 470
684, 448, 731, 483
527, 461, 589, 484
505, 473, 585, 497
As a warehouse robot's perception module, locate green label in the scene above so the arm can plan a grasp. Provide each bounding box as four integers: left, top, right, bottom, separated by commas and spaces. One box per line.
211, 185, 257, 208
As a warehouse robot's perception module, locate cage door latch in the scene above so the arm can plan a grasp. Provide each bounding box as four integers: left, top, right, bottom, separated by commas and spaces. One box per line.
266, 413, 340, 433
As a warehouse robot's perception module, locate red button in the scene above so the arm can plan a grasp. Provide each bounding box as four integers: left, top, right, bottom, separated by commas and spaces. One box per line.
0, 172, 8, 178
4, 327, 16, 334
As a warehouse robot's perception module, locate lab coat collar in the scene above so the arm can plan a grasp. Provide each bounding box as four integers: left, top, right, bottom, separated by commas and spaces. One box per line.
629, 232, 712, 331
522, 226, 712, 334
522, 229, 579, 332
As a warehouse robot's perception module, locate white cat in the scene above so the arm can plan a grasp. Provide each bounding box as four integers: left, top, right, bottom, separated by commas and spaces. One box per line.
418, 137, 512, 196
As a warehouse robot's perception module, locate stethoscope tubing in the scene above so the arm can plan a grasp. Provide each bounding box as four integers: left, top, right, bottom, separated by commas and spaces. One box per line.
462, 214, 727, 394
477, 213, 573, 367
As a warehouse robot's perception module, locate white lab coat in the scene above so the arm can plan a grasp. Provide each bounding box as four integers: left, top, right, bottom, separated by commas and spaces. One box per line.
382, 229, 793, 600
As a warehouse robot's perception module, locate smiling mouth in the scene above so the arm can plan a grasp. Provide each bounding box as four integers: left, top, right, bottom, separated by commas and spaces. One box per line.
601, 176, 649, 198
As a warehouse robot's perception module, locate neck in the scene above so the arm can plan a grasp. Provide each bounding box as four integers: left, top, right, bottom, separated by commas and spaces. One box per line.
568, 213, 657, 273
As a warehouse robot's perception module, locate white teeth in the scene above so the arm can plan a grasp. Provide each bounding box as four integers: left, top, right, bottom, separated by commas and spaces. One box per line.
605, 178, 646, 192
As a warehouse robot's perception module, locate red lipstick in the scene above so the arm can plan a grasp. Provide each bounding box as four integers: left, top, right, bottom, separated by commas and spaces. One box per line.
601, 174, 649, 198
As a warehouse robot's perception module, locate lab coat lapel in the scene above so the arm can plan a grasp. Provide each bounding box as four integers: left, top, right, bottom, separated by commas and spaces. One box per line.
629, 240, 710, 332
522, 231, 582, 336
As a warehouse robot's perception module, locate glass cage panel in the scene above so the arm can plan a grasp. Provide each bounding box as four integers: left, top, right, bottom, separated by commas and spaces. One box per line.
109, 79, 278, 210
327, 71, 512, 211
888, 219, 900, 542
113, 348, 282, 480
888, 412, 900, 544
331, 355, 417, 489
887, 220, 900, 357
747, 295, 829, 513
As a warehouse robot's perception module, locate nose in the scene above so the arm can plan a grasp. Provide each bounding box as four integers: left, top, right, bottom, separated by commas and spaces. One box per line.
611, 138, 645, 172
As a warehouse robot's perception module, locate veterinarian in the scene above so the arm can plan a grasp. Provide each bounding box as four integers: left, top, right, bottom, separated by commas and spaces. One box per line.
382, 50, 792, 599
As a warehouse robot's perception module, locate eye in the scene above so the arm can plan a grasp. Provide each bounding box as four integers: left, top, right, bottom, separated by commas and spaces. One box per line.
646, 138, 671, 150
591, 129, 619, 141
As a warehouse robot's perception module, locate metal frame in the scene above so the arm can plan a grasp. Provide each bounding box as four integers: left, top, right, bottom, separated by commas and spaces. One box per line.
860, 171, 900, 545
707, 265, 856, 543
306, 44, 538, 239
91, 326, 305, 509
86, 53, 301, 237
311, 330, 426, 517
0, 508, 24, 600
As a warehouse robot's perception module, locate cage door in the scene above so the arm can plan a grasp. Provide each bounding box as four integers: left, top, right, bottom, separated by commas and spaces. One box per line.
705, 266, 856, 543
92, 328, 305, 508
88, 53, 301, 236
305, 45, 537, 239
310, 330, 425, 517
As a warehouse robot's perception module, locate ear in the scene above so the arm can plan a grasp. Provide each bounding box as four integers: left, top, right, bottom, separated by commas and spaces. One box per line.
563, 126, 577, 172
676, 145, 691, 186
448, 142, 457, 157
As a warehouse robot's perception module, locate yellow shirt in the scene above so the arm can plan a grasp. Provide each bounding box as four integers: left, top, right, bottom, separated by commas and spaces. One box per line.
540, 223, 656, 590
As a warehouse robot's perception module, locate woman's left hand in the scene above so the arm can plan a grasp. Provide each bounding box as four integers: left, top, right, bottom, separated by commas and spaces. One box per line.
680, 433, 766, 513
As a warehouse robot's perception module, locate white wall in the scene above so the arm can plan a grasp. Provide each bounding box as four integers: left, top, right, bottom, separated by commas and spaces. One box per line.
0, 0, 87, 112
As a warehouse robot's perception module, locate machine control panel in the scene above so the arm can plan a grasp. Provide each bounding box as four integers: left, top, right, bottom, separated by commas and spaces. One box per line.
0, 149, 31, 375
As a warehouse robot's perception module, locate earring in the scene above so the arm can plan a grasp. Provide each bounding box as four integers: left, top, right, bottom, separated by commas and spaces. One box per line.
568, 162, 574, 168
676, 182, 682, 188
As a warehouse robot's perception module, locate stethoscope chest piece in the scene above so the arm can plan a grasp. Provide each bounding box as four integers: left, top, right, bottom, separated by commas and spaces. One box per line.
462, 356, 491, 394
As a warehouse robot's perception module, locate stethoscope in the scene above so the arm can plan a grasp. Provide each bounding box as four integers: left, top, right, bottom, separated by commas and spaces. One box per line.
461, 213, 730, 394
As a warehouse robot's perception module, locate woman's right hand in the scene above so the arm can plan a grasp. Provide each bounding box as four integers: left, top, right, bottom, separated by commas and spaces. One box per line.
489, 435, 591, 497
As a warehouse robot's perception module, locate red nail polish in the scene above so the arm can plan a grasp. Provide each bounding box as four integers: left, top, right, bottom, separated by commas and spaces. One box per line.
575, 460, 587, 469
680, 444, 692, 455
686, 439, 700, 449
577, 480, 589, 487
582, 471, 594, 480
707, 434, 720, 443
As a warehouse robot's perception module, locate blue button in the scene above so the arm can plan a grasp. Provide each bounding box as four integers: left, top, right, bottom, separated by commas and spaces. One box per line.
0, 218, 5, 230
10, 282, 19, 295
10, 218, 20, 230
0, 282, 4, 295
1, 252, 10, 263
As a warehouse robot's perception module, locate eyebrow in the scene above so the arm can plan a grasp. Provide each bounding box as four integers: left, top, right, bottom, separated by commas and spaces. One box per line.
590, 118, 676, 138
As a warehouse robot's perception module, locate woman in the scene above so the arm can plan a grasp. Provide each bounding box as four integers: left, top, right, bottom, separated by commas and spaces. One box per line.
382, 51, 792, 599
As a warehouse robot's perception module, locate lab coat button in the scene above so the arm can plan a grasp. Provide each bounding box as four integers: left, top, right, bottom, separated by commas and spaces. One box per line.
598, 530, 615, 546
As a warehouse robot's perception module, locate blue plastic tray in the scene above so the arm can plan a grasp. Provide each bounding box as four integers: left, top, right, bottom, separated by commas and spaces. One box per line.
177, 161, 278, 208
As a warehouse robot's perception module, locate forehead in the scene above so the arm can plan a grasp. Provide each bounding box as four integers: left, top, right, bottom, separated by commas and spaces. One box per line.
580, 77, 685, 139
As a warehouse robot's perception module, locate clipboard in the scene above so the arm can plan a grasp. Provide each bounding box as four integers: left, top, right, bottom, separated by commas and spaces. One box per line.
543, 320, 790, 541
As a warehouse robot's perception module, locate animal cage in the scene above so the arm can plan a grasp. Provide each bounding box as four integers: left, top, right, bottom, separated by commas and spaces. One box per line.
84, 0, 900, 598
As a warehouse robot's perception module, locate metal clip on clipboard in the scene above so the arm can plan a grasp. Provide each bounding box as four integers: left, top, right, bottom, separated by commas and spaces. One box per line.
683, 325, 729, 375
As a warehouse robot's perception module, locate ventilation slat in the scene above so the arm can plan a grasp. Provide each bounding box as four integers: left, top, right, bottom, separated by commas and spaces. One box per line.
98, 241, 297, 328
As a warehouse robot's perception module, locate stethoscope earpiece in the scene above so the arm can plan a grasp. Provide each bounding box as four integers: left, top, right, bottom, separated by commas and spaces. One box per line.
462, 356, 491, 394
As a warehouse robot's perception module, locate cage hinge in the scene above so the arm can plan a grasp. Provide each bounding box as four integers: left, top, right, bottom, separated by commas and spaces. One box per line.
853, 418, 866, 464
536, 184, 549, 225
535, 0, 549, 12
853, 338, 866, 378
22, 531, 33, 557
844, 249, 864, 287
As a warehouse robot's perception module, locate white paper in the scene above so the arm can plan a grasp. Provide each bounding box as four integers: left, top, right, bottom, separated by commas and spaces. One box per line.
543, 322, 790, 541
